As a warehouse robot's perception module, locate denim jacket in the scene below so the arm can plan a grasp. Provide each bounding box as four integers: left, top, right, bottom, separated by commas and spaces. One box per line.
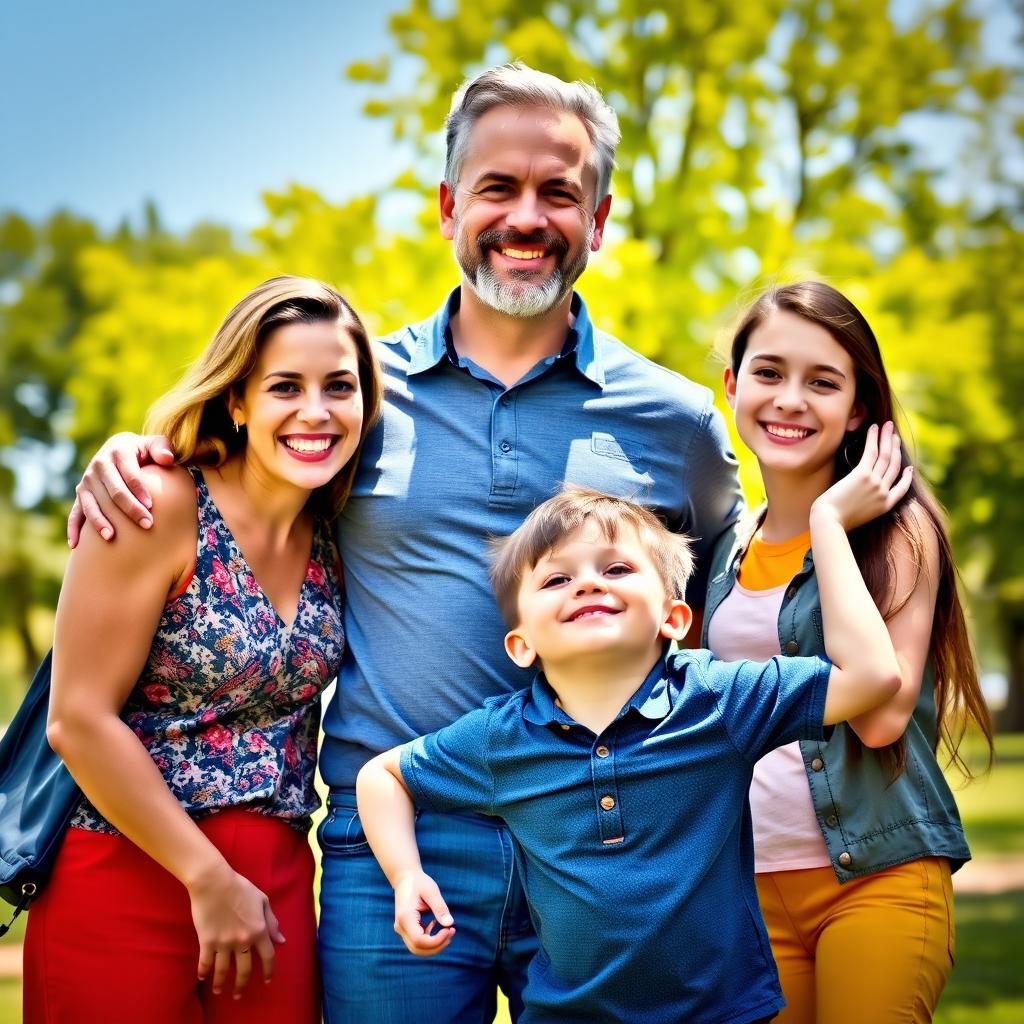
702, 515, 971, 883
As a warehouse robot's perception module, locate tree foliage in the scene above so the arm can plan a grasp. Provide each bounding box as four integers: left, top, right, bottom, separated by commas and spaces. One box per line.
1, 1, 1022, 723
347, 0, 1024, 724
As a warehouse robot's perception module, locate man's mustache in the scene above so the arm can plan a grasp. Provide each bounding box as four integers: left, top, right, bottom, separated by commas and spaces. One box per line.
475, 229, 569, 258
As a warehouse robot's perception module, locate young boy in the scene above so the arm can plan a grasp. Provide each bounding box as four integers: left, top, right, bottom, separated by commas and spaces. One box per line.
357, 475, 905, 1023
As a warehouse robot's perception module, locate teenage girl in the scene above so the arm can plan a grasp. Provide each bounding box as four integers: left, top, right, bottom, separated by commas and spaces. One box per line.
24, 277, 382, 1024
704, 281, 993, 1024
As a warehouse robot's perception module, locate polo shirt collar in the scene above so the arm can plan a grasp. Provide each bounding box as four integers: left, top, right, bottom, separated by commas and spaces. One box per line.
521, 674, 564, 726
407, 287, 605, 387
522, 653, 673, 728
626, 656, 673, 721
568, 293, 603, 386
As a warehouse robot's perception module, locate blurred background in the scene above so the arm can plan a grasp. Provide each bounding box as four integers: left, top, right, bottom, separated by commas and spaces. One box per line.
1, 0, 1021, 1020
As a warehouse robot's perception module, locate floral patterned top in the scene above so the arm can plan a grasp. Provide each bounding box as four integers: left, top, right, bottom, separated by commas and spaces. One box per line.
72, 467, 344, 835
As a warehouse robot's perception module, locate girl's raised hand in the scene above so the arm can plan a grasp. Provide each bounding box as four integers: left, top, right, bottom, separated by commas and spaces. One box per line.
812, 422, 913, 532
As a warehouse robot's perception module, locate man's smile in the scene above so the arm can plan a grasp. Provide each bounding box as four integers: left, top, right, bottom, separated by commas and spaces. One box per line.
500, 246, 548, 261
476, 228, 567, 267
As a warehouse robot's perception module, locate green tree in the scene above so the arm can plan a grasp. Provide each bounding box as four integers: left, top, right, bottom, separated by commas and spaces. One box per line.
346, 0, 1023, 722
3, 1, 1021, 726
0, 211, 101, 675
0, 208, 240, 682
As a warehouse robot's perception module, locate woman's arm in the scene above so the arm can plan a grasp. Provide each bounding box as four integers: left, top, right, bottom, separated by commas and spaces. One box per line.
845, 504, 939, 747
48, 465, 282, 997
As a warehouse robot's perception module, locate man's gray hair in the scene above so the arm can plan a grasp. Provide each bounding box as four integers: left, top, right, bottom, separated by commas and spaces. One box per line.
444, 63, 621, 205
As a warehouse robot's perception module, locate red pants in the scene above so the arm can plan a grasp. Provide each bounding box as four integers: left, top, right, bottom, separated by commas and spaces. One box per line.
23, 809, 319, 1024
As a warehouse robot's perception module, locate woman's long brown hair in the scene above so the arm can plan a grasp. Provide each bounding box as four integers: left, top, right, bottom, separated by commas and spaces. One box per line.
731, 281, 993, 779
145, 276, 382, 518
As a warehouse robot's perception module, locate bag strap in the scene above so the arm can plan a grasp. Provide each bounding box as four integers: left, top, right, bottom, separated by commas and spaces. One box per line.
0, 884, 34, 937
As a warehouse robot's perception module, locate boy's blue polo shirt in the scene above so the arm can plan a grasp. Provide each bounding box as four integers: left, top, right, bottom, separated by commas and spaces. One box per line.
401, 649, 830, 1024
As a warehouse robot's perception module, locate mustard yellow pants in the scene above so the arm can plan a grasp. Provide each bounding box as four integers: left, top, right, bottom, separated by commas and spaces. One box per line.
755, 858, 955, 1024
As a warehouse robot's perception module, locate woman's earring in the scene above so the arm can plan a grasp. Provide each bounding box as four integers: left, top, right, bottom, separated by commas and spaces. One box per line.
233, 420, 241, 433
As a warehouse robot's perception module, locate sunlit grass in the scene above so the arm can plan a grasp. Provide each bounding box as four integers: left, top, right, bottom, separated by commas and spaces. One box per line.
935, 890, 1024, 1023
952, 732, 1024, 855
0, 979, 18, 1022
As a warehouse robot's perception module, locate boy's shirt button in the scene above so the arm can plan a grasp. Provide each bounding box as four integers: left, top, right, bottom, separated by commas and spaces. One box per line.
784, 640, 799, 654
560, 723, 571, 732
600, 795, 616, 810
811, 757, 825, 771
838, 852, 852, 867
595, 745, 610, 758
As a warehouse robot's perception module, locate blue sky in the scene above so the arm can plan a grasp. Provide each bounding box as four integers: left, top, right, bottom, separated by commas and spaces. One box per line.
1, 1, 1018, 235
0, 0, 413, 232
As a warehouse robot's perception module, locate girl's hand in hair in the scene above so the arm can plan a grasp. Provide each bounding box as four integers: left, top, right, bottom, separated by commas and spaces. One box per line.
812, 422, 913, 533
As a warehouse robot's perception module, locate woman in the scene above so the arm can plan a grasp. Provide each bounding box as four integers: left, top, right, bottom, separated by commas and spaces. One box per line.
705, 280, 992, 1023
24, 276, 382, 1024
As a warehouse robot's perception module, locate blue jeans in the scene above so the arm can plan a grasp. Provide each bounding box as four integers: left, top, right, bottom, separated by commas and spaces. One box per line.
318, 788, 538, 1024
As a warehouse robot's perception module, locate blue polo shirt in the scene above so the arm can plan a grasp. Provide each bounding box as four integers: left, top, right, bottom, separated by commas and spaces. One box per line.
321, 289, 743, 788
401, 649, 831, 1024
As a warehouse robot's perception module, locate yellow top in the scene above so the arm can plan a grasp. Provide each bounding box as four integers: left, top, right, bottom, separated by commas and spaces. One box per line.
737, 530, 811, 591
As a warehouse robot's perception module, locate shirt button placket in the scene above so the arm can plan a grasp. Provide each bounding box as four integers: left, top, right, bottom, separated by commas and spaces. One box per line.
490, 391, 518, 499
592, 736, 623, 844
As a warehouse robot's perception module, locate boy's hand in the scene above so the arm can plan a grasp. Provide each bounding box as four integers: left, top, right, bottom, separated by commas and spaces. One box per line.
812, 422, 913, 532
393, 869, 455, 957
68, 432, 176, 546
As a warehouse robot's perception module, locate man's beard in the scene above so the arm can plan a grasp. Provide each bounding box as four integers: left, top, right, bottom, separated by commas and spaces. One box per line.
455, 220, 594, 318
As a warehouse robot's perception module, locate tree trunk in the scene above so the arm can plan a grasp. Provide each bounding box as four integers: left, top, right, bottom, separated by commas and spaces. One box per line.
997, 601, 1024, 733
8, 558, 41, 675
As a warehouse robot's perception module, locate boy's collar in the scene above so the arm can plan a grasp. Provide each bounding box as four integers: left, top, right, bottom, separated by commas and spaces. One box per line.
631, 659, 673, 720
522, 654, 673, 729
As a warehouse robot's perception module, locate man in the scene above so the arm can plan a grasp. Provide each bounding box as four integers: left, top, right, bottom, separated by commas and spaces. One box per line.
70, 64, 743, 1023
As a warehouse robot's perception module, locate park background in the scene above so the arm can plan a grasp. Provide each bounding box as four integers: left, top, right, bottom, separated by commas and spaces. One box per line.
1, 0, 1021, 1020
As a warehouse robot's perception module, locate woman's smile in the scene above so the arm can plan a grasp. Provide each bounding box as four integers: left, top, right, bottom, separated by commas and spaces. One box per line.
279, 433, 342, 461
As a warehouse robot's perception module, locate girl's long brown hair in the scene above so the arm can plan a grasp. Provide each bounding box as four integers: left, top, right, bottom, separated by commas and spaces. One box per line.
731, 281, 993, 779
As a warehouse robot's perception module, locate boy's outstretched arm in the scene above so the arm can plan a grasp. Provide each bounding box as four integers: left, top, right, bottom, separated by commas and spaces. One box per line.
812, 422, 908, 725
356, 749, 456, 956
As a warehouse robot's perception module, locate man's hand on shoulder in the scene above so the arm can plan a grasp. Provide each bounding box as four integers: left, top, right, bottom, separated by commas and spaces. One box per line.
68, 432, 176, 547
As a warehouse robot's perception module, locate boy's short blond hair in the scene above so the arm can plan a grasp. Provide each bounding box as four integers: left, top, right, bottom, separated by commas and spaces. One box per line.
489, 486, 694, 626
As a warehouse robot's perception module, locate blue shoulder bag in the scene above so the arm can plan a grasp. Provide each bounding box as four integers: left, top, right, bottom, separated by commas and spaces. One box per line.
0, 650, 81, 935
